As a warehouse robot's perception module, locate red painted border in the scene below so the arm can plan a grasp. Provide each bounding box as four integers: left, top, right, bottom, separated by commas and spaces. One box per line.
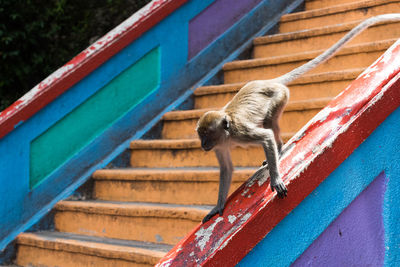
0, 0, 188, 139
156, 40, 400, 266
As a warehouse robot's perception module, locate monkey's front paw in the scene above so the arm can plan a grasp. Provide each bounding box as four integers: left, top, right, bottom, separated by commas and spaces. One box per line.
202, 206, 224, 223
271, 181, 287, 198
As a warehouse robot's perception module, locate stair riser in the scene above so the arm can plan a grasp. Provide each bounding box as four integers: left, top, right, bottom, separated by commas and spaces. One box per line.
162, 107, 323, 139
305, 0, 359, 10
195, 91, 236, 109
224, 48, 386, 83
280, 2, 400, 33
161, 119, 197, 140
16, 245, 148, 267
254, 22, 400, 58
195, 79, 354, 109
94, 179, 244, 205
54, 211, 201, 246
288, 79, 354, 101
130, 146, 265, 168
162, 119, 197, 139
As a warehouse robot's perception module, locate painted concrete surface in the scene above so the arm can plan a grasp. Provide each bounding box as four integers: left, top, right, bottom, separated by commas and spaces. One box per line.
293, 172, 386, 266
188, 0, 262, 59
30, 47, 160, 188
0, 0, 298, 251
238, 106, 400, 267
0, 0, 187, 140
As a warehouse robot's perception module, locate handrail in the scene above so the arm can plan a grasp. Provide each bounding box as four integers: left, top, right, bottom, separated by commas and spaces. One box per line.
156, 38, 400, 267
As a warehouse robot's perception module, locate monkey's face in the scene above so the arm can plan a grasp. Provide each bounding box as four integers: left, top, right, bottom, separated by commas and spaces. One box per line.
197, 128, 218, 151
196, 111, 230, 151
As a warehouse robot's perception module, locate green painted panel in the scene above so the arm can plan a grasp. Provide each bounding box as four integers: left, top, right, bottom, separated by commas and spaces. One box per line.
30, 47, 161, 188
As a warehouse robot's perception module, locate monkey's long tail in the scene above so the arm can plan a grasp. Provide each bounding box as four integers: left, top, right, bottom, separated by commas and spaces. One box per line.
273, 14, 400, 85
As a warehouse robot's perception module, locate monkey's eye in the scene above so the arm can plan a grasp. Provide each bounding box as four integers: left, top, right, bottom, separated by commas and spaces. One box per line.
198, 129, 208, 135
198, 130, 206, 137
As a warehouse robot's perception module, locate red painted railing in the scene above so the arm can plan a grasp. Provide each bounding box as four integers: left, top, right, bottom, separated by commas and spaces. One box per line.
156, 39, 400, 267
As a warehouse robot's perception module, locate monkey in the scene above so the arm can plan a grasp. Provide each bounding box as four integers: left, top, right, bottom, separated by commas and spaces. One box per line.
196, 14, 400, 223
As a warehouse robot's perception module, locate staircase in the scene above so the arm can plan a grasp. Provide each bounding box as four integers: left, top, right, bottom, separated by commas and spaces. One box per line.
15, 0, 400, 266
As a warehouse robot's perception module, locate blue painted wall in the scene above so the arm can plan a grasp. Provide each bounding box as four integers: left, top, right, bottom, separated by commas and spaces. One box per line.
0, 0, 301, 251
239, 106, 400, 266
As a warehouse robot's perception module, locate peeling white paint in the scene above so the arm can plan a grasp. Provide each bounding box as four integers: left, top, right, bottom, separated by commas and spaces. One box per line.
228, 215, 237, 224
292, 151, 306, 165
315, 104, 341, 123
360, 64, 380, 80
241, 188, 250, 196
195, 217, 224, 251
381, 41, 397, 64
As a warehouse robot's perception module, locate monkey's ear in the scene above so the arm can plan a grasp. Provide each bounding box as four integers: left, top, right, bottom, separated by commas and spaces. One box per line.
222, 116, 230, 130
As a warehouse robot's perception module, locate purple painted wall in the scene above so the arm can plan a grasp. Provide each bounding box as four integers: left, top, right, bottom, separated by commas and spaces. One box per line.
188, 0, 263, 59
293, 172, 386, 266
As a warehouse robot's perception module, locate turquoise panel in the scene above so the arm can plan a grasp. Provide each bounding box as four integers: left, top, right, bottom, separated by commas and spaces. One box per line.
30, 47, 160, 188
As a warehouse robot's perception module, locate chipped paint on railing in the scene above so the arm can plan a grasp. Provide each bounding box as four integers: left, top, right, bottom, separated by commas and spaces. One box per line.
156, 39, 400, 267
195, 217, 224, 251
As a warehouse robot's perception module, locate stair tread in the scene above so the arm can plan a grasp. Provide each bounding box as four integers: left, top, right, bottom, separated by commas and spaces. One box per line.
163, 108, 211, 120
194, 68, 363, 96
55, 200, 211, 220
281, 0, 396, 22
305, 0, 368, 10
163, 97, 333, 121
131, 138, 201, 149
254, 18, 399, 45
223, 38, 395, 71
93, 167, 255, 181
130, 132, 295, 149
17, 231, 170, 264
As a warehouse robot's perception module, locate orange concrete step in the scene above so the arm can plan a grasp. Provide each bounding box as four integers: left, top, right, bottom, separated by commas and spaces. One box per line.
129, 139, 287, 168
161, 109, 208, 139
161, 98, 331, 140
280, 0, 400, 33
16, 232, 169, 267
305, 0, 359, 10
254, 19, 400, 58
93, 168, 252, 205
223, 39, 394, 83
194, 69, 362, 109
53, 200, 209, 245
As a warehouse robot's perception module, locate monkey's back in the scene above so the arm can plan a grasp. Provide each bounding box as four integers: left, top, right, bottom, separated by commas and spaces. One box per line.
224, 80, 289, 127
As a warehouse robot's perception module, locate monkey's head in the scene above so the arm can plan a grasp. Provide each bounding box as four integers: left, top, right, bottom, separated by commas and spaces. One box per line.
196, 111, 231, 151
